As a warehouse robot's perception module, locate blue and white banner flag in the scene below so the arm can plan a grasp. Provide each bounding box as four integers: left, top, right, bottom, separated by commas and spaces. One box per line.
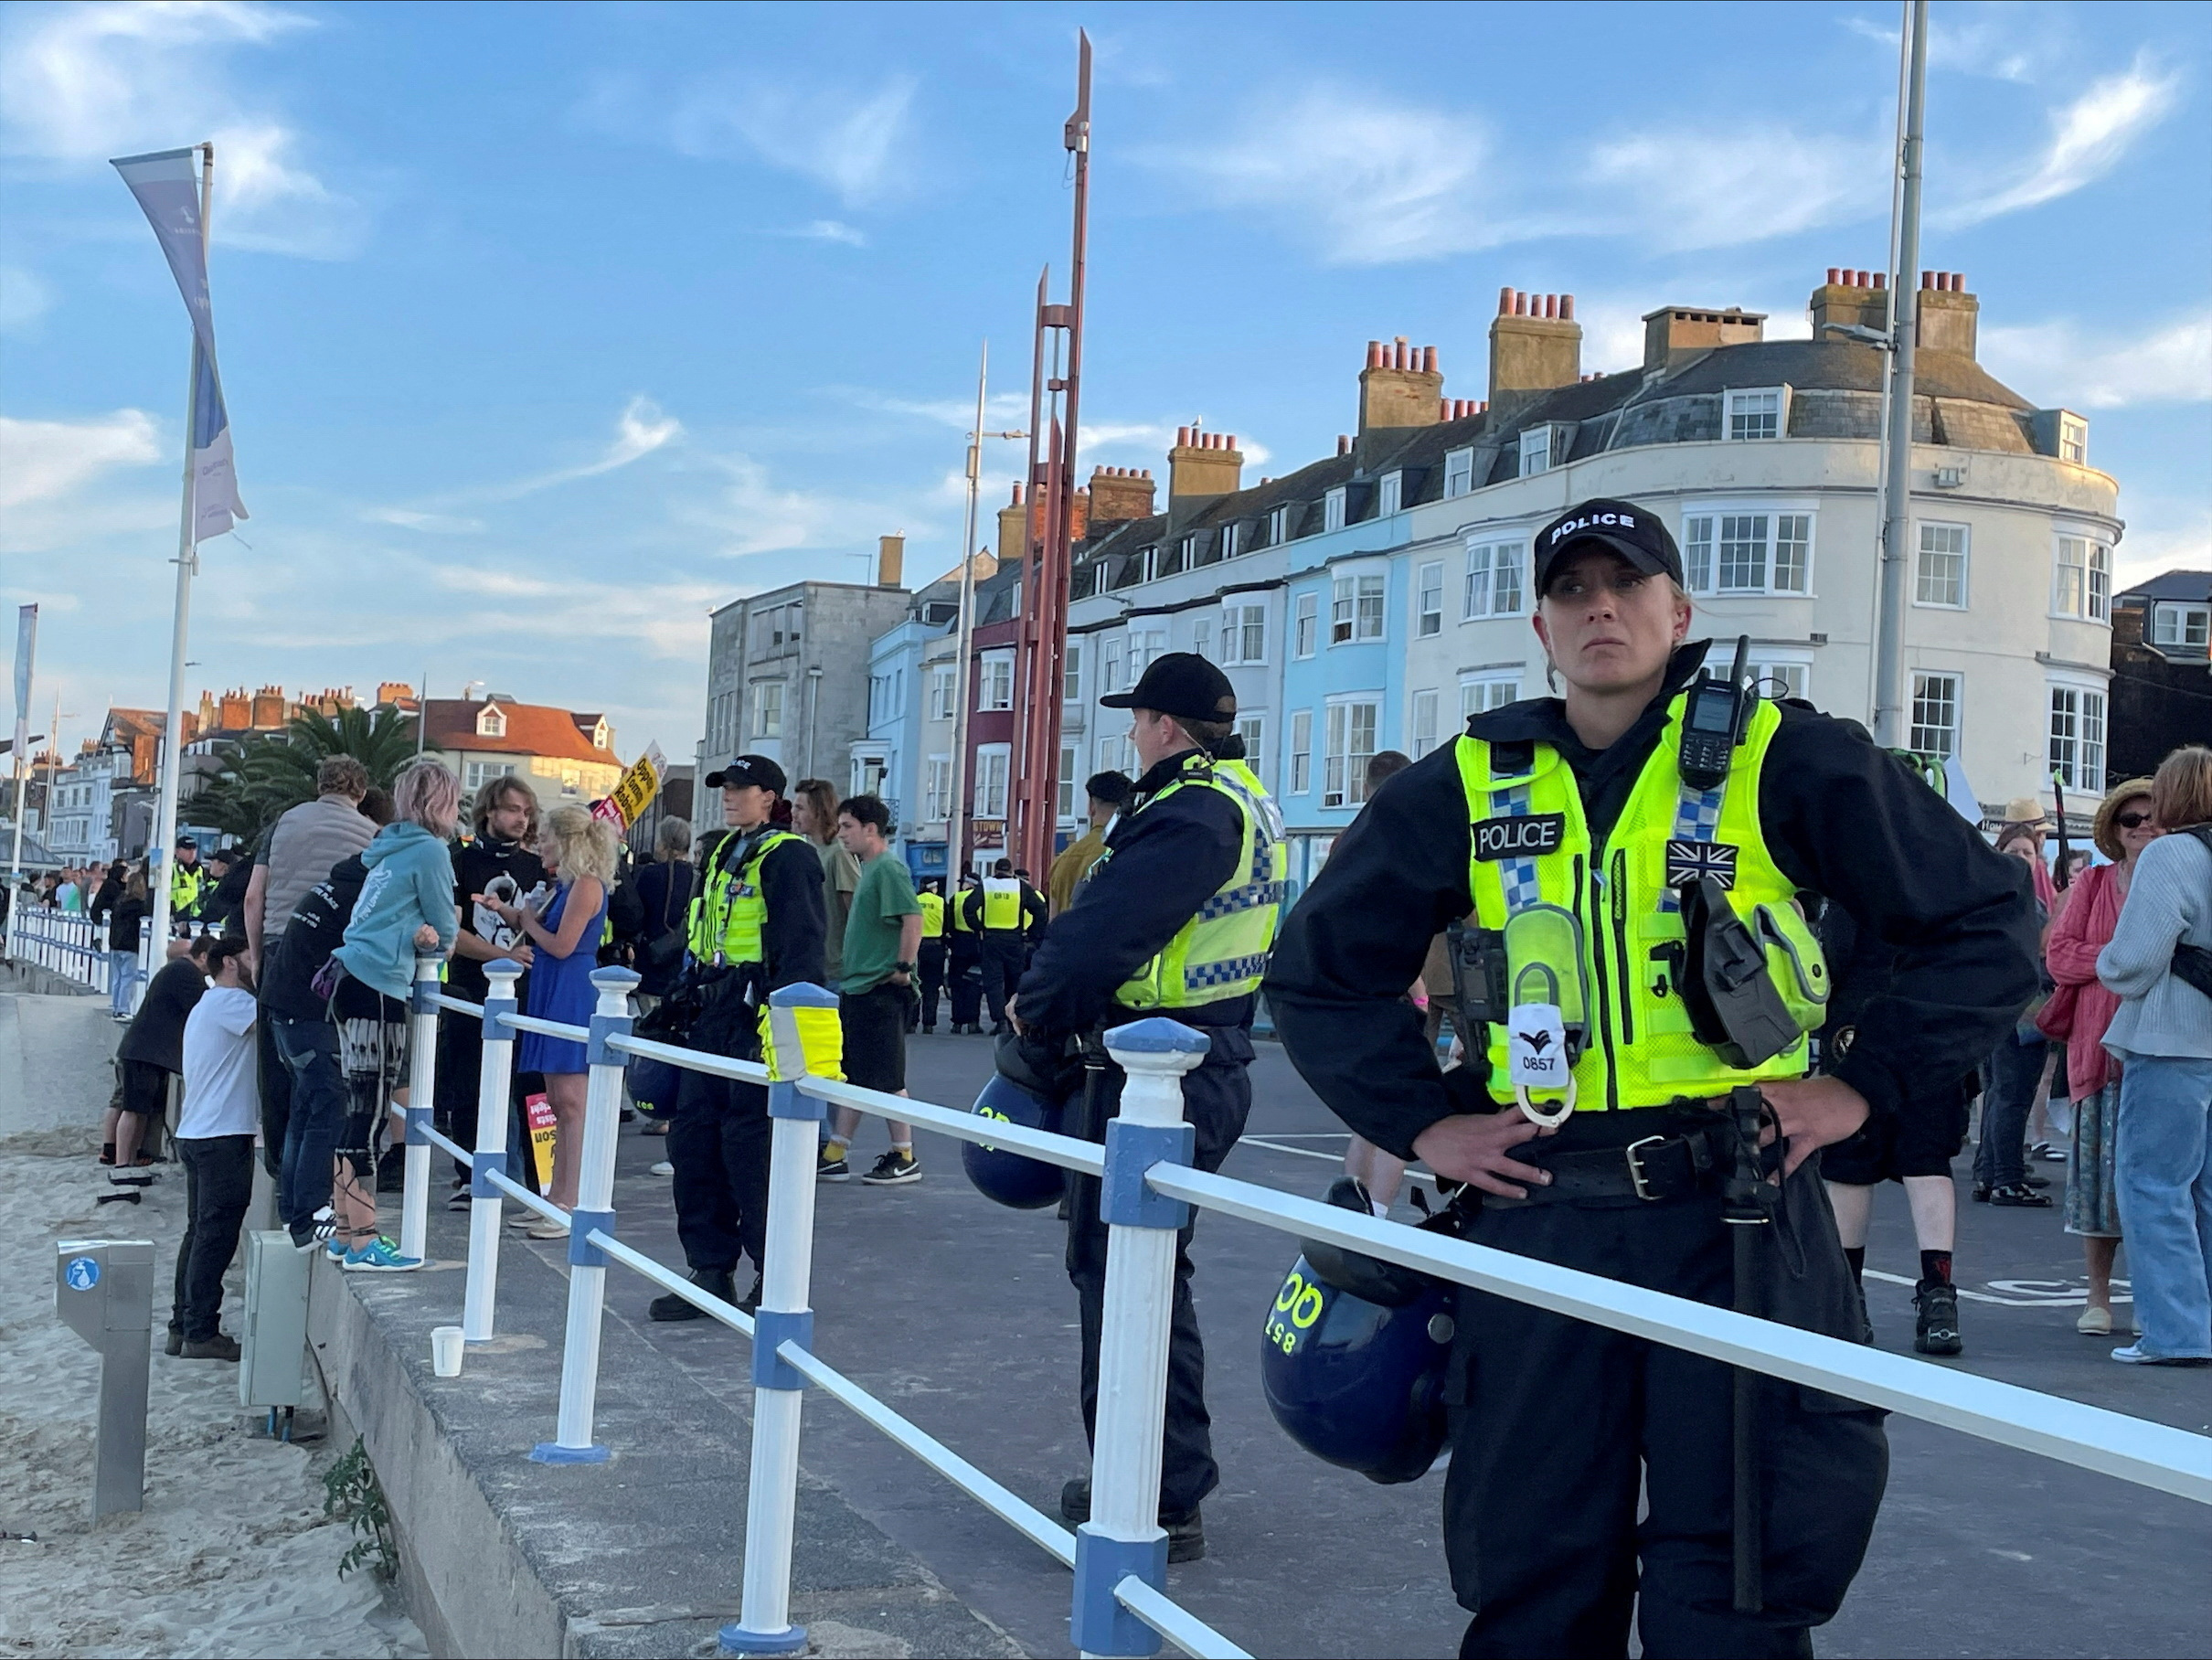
111, 145, 248, 544
11, 604, 34, 766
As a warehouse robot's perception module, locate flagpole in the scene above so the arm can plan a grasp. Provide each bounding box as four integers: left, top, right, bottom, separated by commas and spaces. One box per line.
946, 341, 987, 887
145, 141, 211, 952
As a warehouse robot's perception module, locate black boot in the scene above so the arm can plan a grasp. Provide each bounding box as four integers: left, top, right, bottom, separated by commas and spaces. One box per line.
1058, 1477, 1206, 1563
1914, 1280, 1962, 1357
650, 1267, 737, 1322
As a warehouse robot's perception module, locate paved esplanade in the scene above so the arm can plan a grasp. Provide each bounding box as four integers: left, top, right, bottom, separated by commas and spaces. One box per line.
596, 1035, 2205, 1659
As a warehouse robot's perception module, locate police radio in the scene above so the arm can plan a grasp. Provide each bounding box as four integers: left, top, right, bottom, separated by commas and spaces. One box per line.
1677, 634, 1755, 791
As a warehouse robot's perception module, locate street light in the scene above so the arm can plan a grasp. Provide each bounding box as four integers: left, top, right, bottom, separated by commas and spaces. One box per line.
1819, 322, 1890, 348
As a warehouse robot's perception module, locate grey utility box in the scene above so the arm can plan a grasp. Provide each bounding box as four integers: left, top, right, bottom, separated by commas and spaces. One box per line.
55, 1238, 154, 1517
239, 1230, 312, 1410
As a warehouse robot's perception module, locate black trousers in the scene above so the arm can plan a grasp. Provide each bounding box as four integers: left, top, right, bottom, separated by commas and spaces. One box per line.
1448, 1112, 1888, 1659
1063, 1026, 1253, 1518
255, 969, 292, 1177
437, 1010, 484, 1180
173, 1134, 255, 1340
668, 1067, 772, 1275
915, 939, 948, 1030
948, 941, 984, 1027
979, 936, 1026, 1027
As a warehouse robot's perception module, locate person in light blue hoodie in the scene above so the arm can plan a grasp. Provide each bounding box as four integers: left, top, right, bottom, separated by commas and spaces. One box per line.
325, 760, 463, 1272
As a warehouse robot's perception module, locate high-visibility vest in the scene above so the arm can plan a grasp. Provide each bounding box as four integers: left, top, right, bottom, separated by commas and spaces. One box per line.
981, 878, 1024, 932
918, 890, 945, 939
1104, 753, 1285, 1010
170, 861, 205, 918
1455, 690, 1830, 1114
951, 889, 975, 933
686, 829, 806, 967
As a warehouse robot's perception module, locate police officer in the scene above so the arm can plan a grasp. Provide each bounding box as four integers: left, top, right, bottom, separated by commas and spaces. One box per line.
168, 836, 207, 934
1265, 499, 2037, 1657
912, 878, 948, 1034
1012, 651, 1284, 1564
947, 872, 984, 1034
651, 754, 826, 1320
962, 857, 1045, 1035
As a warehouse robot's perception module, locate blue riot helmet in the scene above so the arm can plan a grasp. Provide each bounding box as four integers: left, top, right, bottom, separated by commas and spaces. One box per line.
962, 1073, 1066, 1209
1260, 1179, 1457, 1484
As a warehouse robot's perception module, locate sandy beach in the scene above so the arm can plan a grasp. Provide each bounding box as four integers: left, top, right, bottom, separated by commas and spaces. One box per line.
0, 993, 426, 1660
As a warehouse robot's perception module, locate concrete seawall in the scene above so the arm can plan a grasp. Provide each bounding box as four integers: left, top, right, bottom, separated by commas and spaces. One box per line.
307, 1207, 1025, 1659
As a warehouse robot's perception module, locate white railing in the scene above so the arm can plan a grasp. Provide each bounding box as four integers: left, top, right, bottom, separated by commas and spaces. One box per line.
393, 955, 2212, 1660
5, 904, 112, 995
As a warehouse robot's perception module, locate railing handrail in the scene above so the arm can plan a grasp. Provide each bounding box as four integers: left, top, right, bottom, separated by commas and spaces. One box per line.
386, 960, 2212, 1660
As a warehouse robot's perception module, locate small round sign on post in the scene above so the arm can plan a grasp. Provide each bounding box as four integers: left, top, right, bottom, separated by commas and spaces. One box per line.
65, 1256, 101, 1293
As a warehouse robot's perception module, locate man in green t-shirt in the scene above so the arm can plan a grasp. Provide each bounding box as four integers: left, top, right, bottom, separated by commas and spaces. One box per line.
820, 794, 924, 1186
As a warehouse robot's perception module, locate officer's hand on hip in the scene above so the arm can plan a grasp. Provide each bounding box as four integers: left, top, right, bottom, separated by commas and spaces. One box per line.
1412, 1112, 1557, 1198
1005, 995, 1024, 1037
1758, 1075, 1870, 1177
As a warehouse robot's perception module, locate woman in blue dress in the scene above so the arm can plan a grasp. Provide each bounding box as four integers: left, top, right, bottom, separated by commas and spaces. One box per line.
478, 803, 618, 1237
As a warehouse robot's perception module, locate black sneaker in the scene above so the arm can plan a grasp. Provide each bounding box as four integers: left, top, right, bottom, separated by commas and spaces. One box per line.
447, 1187, 472, 1211
2023, 1173, 2052, 1189
1058, 1478, 1205, 1563
861, 1149, 920, 1186
165, 1324, 184, 1357
182, 1334, 242, 1362
1913, 1281, 1962, 1356
816, 1145, 852, 1183
739, 1273, 763, 1315
650, 1268, 736, 1322
1988, 1182, 2052, 1208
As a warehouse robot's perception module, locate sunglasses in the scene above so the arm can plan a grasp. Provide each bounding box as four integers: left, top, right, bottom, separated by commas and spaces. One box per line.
2115, 811, 2154, 830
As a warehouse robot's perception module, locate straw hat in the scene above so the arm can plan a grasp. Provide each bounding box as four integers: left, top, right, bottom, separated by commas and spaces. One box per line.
1998, 795, 2049, 831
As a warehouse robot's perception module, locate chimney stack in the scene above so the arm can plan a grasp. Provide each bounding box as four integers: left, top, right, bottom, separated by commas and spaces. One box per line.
1916, 270, 1979, 357
994, 483, 1027, 568
877, 534, 904, 589
1358, 335, 1446, 449
1810, 267, 1890, 338
1167, 431, 1243, 504
1489, 290, 1582, 419
1089, 464, 1157, 524
1639, 304, 1764, 374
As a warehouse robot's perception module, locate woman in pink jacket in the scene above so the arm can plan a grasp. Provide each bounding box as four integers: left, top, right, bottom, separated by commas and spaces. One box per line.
2045, 779, 2161, 1334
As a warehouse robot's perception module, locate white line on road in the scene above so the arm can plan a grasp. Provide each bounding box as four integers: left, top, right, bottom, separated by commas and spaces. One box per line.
1863, 1269, 2132, 1308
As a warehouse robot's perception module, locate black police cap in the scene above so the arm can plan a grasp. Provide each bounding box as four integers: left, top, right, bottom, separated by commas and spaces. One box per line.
1100, 651, 1237, 725
1532, 498, 1684, 594
704, 753, 787, 794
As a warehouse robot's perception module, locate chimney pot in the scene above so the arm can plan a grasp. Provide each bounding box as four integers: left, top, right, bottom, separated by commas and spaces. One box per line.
1011, 483, 1023, 504
1561, 294, 1575, 320
1498, 285, 1514, 315
1337, 434, 1351, 455
1826, 267, 1840, 284
1541, 293, 1555, 319
1422, 345, 1438, 373
1367, 339, 1384, 367
1872, 271, 1885, 289
1514, 290, 1527, 316
1920, 271, 1933, 289
1952, 271, 1965, 292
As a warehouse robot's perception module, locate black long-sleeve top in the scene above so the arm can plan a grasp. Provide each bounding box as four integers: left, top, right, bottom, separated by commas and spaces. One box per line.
1264, 642, 2040, 1160
750, 835, 829, 992
1016, 748, 1247, 1036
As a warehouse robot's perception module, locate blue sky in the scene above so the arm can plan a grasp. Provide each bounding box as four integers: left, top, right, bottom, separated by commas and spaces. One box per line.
4, 0, 2207, 767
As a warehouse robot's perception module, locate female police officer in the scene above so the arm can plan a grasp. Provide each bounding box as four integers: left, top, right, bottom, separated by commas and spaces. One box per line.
1265, 498, 2037, 1658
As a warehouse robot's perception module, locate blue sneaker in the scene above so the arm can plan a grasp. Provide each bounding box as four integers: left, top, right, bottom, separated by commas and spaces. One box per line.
324, 1238, 347, 1261
343, 1236, 422, 1273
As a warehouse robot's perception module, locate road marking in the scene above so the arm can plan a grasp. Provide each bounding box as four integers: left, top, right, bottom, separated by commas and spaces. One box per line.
1239, 1137, 1345, 1163
1863, 1269, 2132, 1308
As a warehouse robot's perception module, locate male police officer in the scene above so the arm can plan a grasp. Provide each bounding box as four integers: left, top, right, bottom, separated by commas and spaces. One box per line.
652, 753, 826, 1320
912, 878, 947, 1033
1011, 652, 1284, 1562
169, 836, 207, 934
963, 857, 1046, 1035
1266, 500, 2036, 1656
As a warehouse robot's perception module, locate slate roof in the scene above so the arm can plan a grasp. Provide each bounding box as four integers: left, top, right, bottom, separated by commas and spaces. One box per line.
2116, 569, 2212, 604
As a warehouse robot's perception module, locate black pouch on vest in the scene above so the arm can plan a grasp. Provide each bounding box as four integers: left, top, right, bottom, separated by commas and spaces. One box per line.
1445, 920, 1508, 1028
1677, 875, 1799, 1069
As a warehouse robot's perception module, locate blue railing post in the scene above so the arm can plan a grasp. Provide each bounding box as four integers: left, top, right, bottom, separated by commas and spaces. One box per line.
399, 953, 442, 1263
463, 959, 524, 1343
1072, 1017, 1207, 1660
533, 966, 639, 1463
722, 981, 838, 1658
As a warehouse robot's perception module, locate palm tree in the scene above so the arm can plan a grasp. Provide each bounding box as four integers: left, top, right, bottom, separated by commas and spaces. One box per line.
188, 706, 421, 843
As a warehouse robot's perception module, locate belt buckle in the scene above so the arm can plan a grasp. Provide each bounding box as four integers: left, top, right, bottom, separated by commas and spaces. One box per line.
1624, 1134, 1666, 1201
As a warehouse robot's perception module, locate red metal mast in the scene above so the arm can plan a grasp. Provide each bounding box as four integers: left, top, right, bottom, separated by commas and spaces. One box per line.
1011, 29, 1090, 879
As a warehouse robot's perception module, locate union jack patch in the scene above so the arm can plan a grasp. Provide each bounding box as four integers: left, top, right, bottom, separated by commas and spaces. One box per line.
1665, 839, 1738, 889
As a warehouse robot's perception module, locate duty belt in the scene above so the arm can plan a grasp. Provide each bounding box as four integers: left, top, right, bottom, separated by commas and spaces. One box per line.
1484, 1121, 1729, 1208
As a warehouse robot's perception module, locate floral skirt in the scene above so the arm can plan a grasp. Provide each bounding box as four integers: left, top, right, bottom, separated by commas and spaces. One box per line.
2063, 1079, 2123, 1239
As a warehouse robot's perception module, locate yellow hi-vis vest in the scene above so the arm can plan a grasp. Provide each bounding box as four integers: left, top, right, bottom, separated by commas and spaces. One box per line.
1107, 753, 1286, 1010
918, 890, 944, 939
950, 889, 974, 933
1455, 692, 1829, 1113
981, 878, 1023, 931
170, 860, 205, 918
687, 829, 806, 967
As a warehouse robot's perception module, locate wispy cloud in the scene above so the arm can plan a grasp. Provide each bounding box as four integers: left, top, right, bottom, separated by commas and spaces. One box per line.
1939, 55, 2181, 227
483, 397, 685, 501
366, 508, 486, 535
778, 218, 868, 248
0, 1, 360, 258
1843, 7, 2058, 82
841, 388, 1029, 431
0, 263, 54, 335
1584, 126, 1885, 252
587, 71, 920, 208
0, 408, 162, 510
1982, 308, 2212, 410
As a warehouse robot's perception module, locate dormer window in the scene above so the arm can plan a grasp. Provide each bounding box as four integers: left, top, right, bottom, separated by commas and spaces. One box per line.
1518, 429, 1552, 475
1324, 487, 1348, 533
1443, 448, 1475, 498
1219, 521, 1240, 560
1725, 387, 1786, 442
476, 705, 506, 740
1269, 505, 1292, 545
2059, 415, 2089, 464
1378, 472, 1404, 517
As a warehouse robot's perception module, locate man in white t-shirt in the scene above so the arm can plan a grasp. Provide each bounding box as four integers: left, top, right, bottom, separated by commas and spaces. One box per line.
168, 938, 261, 1361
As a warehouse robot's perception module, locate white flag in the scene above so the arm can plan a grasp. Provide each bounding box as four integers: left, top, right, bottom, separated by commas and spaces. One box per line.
10, 604, 34, 766
112, 146, 248, 543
